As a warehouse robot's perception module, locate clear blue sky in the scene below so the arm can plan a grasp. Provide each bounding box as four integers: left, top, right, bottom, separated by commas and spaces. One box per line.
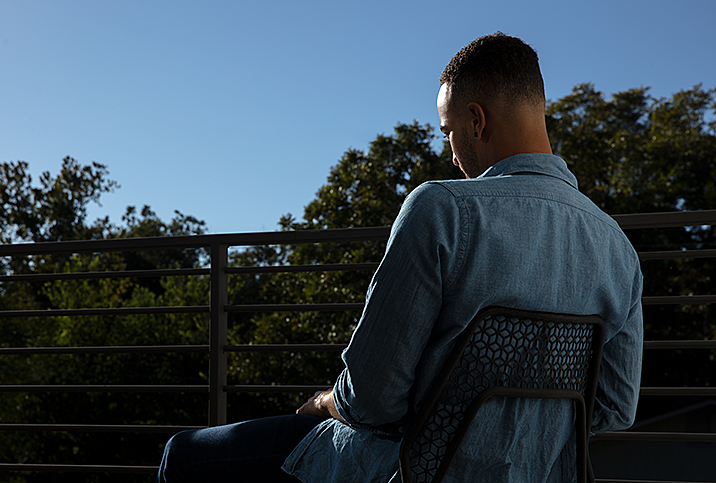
1, 0, 714, 234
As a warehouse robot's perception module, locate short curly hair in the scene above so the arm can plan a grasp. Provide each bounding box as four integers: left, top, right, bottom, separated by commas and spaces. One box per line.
441, 32, 545, 109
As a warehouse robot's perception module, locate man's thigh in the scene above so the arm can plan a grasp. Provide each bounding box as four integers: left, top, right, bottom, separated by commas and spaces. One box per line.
158, 414, 324, 482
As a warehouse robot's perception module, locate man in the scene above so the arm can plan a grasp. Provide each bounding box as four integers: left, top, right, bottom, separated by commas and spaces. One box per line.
158, 32, 643, 483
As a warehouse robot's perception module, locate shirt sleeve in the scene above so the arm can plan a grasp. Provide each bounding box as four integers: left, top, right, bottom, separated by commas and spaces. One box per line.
591, 266, 644, 433
333, 182, 465, 428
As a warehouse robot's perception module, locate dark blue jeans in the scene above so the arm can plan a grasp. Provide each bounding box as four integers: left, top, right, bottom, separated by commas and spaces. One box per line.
157, 414, 324, 482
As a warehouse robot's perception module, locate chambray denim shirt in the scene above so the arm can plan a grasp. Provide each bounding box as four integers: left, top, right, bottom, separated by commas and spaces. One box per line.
283, 154, 643, 483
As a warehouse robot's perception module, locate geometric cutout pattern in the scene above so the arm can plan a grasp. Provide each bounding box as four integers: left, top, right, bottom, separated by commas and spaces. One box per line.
406, 312, 595, 483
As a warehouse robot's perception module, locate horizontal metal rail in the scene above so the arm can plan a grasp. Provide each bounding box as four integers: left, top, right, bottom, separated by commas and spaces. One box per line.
592, 431, 716, 442
224, 262, 380, 274
224, 384, 331, 393
225, 344, 347, 352
2, 384, 710, 397
595, 479, 705, 483
0, 345, 209, 355
643, 340, 716, 349
0, 306, 208, 318
0, 467, 707, 480
6, 425, 710, 442
0, 263, 380, 283
638, 249, 716, 260
225, 303, 365, 313
0, 463, 157, 474
612, 209, 716, 229
0, 267, 210, 282
640, 387, 716, 396
0, 226, 392, 256
3, 426, 707, 442
641, 295, 716, 305
0, 424, 203, 433
0, 251, 711, 281
0, 305, 362, 318
0, 341, 708, 357
1, 384, 709, 397
2, 295, 713, 321
0, 344, 345, 356
0, 385, 208, 393
0, 209, 711, 258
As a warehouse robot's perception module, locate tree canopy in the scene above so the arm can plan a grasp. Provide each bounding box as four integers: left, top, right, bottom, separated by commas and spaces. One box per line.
0, 158, 209, 482
546, 83, 716, 214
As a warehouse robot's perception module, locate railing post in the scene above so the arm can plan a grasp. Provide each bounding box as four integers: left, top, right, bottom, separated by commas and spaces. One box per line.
209, 243, 228, 426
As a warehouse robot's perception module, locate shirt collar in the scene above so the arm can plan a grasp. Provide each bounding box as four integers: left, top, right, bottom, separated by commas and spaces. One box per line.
478, 153, 579, 190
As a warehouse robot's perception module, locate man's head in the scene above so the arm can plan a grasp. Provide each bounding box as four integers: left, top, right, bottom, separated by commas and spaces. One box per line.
438, 32, 551, 178
440, 32, 545, 113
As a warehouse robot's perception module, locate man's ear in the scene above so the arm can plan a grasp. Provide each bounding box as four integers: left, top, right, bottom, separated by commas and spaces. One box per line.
467, 102, 486, 139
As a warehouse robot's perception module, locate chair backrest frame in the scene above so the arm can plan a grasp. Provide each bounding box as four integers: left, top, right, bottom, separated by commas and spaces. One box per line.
399, 306, 605, 483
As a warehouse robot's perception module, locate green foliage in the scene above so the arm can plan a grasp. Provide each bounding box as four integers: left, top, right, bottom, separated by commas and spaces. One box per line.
0, 160, 210, 481
0, 156, 118, 244
547, 83, 716, 214
292, 121, 459, 230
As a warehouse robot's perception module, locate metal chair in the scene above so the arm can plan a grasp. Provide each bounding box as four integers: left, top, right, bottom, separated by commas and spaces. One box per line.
399, 306, 605, 483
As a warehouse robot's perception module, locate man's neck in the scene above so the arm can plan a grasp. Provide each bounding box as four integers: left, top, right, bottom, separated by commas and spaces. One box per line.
487, 116, 553, 166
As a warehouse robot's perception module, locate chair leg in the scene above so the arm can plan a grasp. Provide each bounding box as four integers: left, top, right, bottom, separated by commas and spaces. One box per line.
587, 452, 596, 483
575, 400, 587, 483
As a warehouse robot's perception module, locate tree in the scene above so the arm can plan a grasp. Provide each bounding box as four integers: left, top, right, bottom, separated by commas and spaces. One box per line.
546, 83, 716, 215
0, 157, 118, 245
0, 158, 211, 482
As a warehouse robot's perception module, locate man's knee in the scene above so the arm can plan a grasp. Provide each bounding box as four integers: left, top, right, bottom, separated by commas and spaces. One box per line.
157, 430, 195, 482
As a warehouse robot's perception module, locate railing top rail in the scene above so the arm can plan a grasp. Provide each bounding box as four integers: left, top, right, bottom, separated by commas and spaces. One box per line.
0, 209, 715, 257
0, 226, 392, 257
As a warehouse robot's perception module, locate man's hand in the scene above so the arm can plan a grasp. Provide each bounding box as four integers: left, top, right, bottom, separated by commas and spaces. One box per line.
296, 389, 346, 423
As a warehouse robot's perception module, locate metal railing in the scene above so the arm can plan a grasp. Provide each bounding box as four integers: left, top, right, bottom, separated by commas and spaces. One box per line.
0, 210, 715, 481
